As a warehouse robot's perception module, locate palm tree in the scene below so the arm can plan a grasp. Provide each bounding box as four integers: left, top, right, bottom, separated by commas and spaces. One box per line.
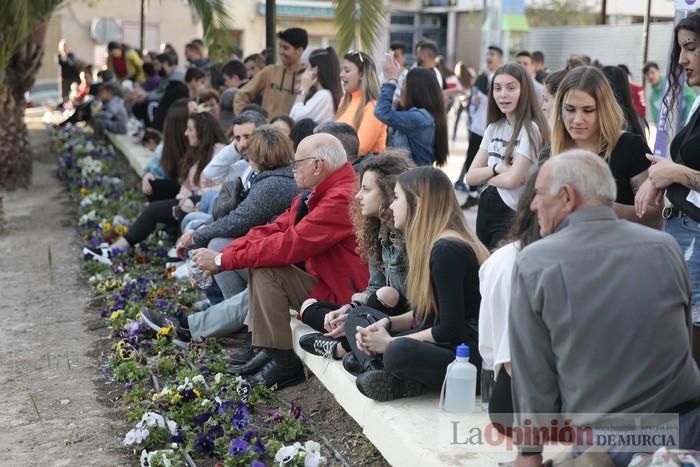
332, 0, 386, 55
0, 0, 231, 229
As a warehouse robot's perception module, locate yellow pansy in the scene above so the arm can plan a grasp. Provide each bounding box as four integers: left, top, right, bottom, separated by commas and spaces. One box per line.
109, 309, 125, 321
156, 324, 175, 339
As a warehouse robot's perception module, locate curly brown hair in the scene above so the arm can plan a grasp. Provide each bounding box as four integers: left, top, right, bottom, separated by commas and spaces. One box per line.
351, 149, 415, 263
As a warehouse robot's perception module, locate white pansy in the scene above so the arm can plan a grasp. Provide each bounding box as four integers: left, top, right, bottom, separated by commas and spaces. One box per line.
123, 427, 149, 446
166, 419, 178, 436
141, 411, 165, 428
192, 375, 205, 385
274, 442, 301, 464
214, 373, 223, 384
79, 209, 98, 225
304, 451, 326, 467
304, 441, 321, 453
139, 449, 149, 466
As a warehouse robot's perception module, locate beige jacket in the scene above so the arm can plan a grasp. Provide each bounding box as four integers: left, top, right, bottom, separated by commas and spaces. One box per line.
233, 64, 304, 117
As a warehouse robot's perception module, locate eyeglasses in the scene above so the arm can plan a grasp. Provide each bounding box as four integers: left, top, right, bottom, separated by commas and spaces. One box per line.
291, 157, 320, 170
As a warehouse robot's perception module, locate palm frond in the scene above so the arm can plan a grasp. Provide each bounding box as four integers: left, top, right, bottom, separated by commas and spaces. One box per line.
0, 0, 63, 79
333, 0, 385, 56
187, 0, 232, 41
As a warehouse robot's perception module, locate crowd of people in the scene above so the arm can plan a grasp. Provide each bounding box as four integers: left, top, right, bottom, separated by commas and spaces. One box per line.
66, 16, 700, 466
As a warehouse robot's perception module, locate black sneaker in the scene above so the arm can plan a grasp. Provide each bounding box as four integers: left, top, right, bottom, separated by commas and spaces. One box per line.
141, 309, 191, 342
355, 369, 423, 402
299, 333, 340, 360
460, 196, 479, 210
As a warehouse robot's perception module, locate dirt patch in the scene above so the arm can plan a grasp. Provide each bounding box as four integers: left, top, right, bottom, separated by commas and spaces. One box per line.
0, 127, 130, 466
276, 375, 388, 466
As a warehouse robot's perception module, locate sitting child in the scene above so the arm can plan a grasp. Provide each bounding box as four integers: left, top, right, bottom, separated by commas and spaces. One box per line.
90, 82, 128, 137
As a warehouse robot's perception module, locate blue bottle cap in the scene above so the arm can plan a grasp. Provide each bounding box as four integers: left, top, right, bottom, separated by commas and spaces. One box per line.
456, 344, 469, 358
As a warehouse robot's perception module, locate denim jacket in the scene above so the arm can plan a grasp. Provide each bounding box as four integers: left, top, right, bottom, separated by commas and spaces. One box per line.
359, 234, 407, 301
374, 82, 436, 166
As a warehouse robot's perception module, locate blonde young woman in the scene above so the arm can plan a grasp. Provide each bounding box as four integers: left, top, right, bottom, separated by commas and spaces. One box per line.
343, 167, 489, 402
465, 63, 550, 249
336, 51, 386, 156
551, 66, 660, 226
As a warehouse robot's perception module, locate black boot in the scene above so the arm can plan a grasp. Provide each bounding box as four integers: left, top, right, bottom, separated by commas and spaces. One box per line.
248, 349, 305, 389
227, 348, 271, 375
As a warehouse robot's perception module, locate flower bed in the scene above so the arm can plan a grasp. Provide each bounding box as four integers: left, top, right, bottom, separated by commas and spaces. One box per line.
52, 127, 326, 467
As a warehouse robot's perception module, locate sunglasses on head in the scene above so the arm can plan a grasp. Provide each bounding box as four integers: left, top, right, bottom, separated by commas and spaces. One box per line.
346, 50, 365, 64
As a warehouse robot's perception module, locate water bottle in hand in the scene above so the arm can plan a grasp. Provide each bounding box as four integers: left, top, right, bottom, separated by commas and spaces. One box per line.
187, 251, 213, 289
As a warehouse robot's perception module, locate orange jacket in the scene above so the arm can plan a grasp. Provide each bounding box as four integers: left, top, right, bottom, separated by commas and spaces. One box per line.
336, 90, 386, 156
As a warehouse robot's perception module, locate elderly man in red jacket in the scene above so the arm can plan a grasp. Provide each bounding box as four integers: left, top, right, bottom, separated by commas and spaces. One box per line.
193, 133, 368, 389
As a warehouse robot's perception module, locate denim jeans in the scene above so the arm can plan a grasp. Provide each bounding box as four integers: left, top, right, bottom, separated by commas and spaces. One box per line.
665, 213, 700, 313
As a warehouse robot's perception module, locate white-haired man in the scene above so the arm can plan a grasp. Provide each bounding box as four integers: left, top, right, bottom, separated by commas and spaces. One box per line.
510, 150, 700, 466
193, 133, 369, 389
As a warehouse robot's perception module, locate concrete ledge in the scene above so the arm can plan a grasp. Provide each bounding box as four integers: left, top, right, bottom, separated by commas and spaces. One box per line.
290, 318, 546, 467
106, 132, 151, 175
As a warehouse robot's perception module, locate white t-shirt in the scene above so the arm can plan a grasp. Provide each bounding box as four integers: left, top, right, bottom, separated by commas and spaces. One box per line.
479, 119, 536, 210
478, 241, 519, 374
289, 88, 335, 123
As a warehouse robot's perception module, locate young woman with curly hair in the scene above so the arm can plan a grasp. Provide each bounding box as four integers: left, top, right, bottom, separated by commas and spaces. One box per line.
345, 167, 489, 401
297, 150, 414, 360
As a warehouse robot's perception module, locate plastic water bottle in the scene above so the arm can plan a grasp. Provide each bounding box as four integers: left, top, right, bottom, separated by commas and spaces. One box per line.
439, 344, 477, 413
187, 251, 213, 289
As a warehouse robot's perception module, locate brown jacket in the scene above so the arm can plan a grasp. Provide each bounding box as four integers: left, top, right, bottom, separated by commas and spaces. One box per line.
233, 64, 304, 117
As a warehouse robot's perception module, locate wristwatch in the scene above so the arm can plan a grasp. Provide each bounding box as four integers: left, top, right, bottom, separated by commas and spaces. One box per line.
214, 253, 222, 268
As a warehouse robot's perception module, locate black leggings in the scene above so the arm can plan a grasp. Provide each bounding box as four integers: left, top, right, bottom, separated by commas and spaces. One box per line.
343, 306, 481, 392
301, 292, 411, 352
476, 186, 515, 250
488, 367, 514, 435
146, 178, 180, 202
123, 199, 179, 246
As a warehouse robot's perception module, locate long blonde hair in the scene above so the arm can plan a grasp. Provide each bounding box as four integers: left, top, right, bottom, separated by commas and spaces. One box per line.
398, 167, 489, 323
551, 66, 623, 161
336, 51, 380, 131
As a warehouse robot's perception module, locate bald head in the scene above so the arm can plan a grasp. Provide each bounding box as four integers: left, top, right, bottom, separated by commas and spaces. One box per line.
297, 133, 347, 169
293, 133, 348, 190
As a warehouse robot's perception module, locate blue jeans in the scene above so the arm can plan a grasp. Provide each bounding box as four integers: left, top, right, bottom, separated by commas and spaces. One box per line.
665, 214, 700, 307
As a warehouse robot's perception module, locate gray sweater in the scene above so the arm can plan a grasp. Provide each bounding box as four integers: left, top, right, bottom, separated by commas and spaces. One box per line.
192, 165, 301, 248
510, 207, 700, 444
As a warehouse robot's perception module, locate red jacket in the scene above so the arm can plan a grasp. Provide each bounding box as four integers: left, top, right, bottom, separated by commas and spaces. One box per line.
220, 163, 369, 303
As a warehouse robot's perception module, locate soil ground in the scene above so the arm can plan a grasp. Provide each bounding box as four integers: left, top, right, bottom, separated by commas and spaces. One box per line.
0, 121, 387, 466
0, 127, 131, 466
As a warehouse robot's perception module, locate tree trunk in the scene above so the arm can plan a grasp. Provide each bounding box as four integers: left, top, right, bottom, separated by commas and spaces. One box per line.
0, 22, 48, 192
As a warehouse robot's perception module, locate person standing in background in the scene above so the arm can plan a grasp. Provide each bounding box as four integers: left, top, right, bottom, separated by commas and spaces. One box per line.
644, 61, 698, 124
57, 39, 82, 104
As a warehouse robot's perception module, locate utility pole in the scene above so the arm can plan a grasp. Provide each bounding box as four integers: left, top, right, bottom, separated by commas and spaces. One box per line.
139, 0, 145, 52
599, 0, 607, 25
265, 0, 276, 65
641, 0, 652, 86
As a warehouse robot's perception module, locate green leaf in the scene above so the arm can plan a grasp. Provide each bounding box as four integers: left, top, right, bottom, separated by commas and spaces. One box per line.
0, 0, 64, 80
332, 0, 385, 56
